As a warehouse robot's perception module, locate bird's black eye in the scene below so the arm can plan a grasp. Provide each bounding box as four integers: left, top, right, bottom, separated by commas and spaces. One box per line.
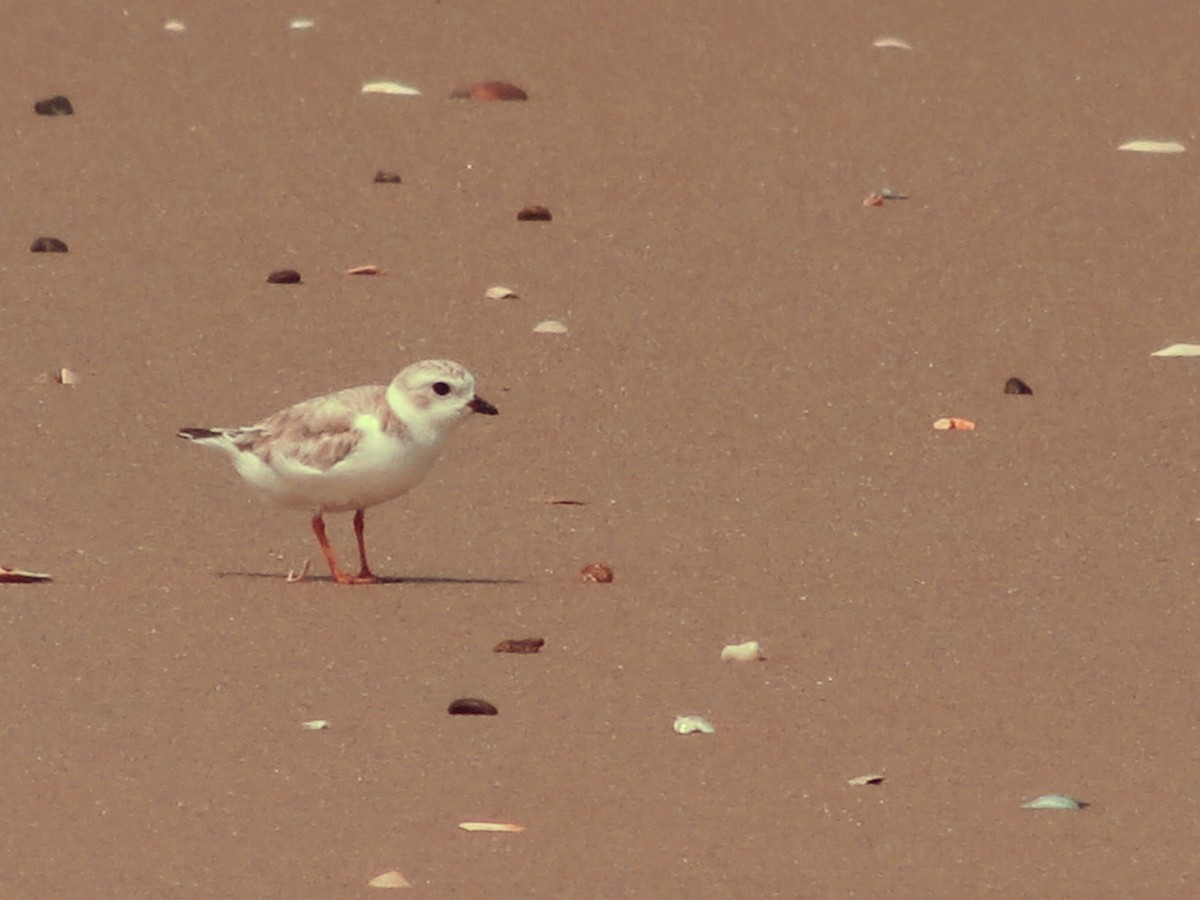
432, 381, 451, 396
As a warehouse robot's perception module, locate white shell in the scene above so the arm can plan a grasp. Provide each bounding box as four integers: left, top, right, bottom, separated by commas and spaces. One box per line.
673, 715, 715, 735
533, 319, 568, 334
301, 719, 330, 730
1020, 793, 1083, 810
847, 773, 885, 786
361, 80, 422, 96
163, 19, 186, 33
720, 640, 765, 662
288, 17, 316, 30
367, 869, 412, 888
1118, 140, 1185, 154
1151, 343, 1200, 357
458, 821, 525, 832
485, 286, 519, 300
872, 36, 912, 49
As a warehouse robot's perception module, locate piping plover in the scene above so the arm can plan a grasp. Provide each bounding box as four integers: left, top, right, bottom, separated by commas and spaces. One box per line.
178, 359, 498, 584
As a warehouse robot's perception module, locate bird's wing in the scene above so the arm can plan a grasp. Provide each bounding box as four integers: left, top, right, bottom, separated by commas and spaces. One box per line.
233, 385, 388, 472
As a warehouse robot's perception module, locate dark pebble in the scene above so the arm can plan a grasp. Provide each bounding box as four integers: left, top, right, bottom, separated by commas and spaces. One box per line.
266, 269, 302, 284
494, 637, 545, 654
451, 81, 529, 101
34, 95, 74, 116
448, 698, 498, 716
373, 170, 403, 184
1004, 377, 1033, 395
516, 205, 552, 222
30, 236, 69, 253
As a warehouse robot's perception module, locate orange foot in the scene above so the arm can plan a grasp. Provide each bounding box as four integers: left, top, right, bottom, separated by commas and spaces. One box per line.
331, 570, 381, 586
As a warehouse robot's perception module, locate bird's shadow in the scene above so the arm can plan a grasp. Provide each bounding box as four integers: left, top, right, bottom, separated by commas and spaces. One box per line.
216, 570, 522, 586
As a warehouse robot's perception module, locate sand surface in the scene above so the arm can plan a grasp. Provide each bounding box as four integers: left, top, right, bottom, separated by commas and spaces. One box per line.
4, 2, 1200, 895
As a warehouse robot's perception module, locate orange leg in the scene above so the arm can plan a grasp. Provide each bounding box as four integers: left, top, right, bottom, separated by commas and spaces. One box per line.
352, 509, 378, 581
310, 513, 379, 585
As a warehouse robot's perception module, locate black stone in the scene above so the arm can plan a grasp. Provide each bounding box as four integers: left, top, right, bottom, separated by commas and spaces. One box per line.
30, 236, 68, 253
34, 95, 74, 116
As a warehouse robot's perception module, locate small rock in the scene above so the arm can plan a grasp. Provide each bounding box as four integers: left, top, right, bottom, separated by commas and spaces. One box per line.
517, 205, 552, 221
494, 637, 545, 654
451, 81, 528, 101
580, 562, 614, 583
30, 236, 68, 253
266, 269, 302, 284
448, 697, 498, 716
373, 170, 403, 184
34, 95, 74, 116
1004, 377, 1033, 395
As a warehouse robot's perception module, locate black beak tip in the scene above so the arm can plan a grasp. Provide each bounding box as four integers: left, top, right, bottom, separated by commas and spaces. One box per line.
469, 396, 499, 416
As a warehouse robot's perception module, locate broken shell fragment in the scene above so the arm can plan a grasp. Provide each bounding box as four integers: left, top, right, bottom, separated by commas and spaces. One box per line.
55, 367, 80, 386
361, 80, 421, 96
0, 566, 52, 583
863, 192, 885, 207
301, 719, 330, 730
285, 558, 311, 583
485, 285, 519, 300
848, 774, 886, 786
673, 715, 715, 735
163, 19, 187, 32
367, 870, 412, 888
1118, 139, 1185, 154
458, 821, 525, 832
580, 562, 614, 583
1004, 376, 1033, 395
448, 698, 498, 716
932, 417, 975, 431
266, 268, 302, 284
30, 236, 68, 253
533, 320, 568, 334
494, 637, 545, 654
873, 36, 913, 49
288, 17, 316, 30
451, 81, 529, 101
373, 170, 403, 184
720, 640, 765, 662
345, 264, 383, 276
517, 205, 552, 221
1021, 793, 1085, 810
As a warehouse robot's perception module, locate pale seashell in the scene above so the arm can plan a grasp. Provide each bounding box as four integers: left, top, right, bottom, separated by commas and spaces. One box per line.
485, 286, 519, 300
872, 36, 912, 49
301, 719, 330, 730
163, 19, 186, 32
1118, 139, 1185, 154
361, 80, 421, 96
673, 715, 715, 735
720, 640, 765, 662
847, 774, 885, 786
56, 367, 80, 386
288, 17, 315, 30
533, 319, 568, 334
1151, 343, 1200, 357
458, 821, 525, 832
367, 869, 412, 888
1020, 793, 1084, 810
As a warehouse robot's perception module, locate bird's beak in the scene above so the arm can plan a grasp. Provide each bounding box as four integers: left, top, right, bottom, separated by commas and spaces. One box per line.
469, 395, 499, 415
